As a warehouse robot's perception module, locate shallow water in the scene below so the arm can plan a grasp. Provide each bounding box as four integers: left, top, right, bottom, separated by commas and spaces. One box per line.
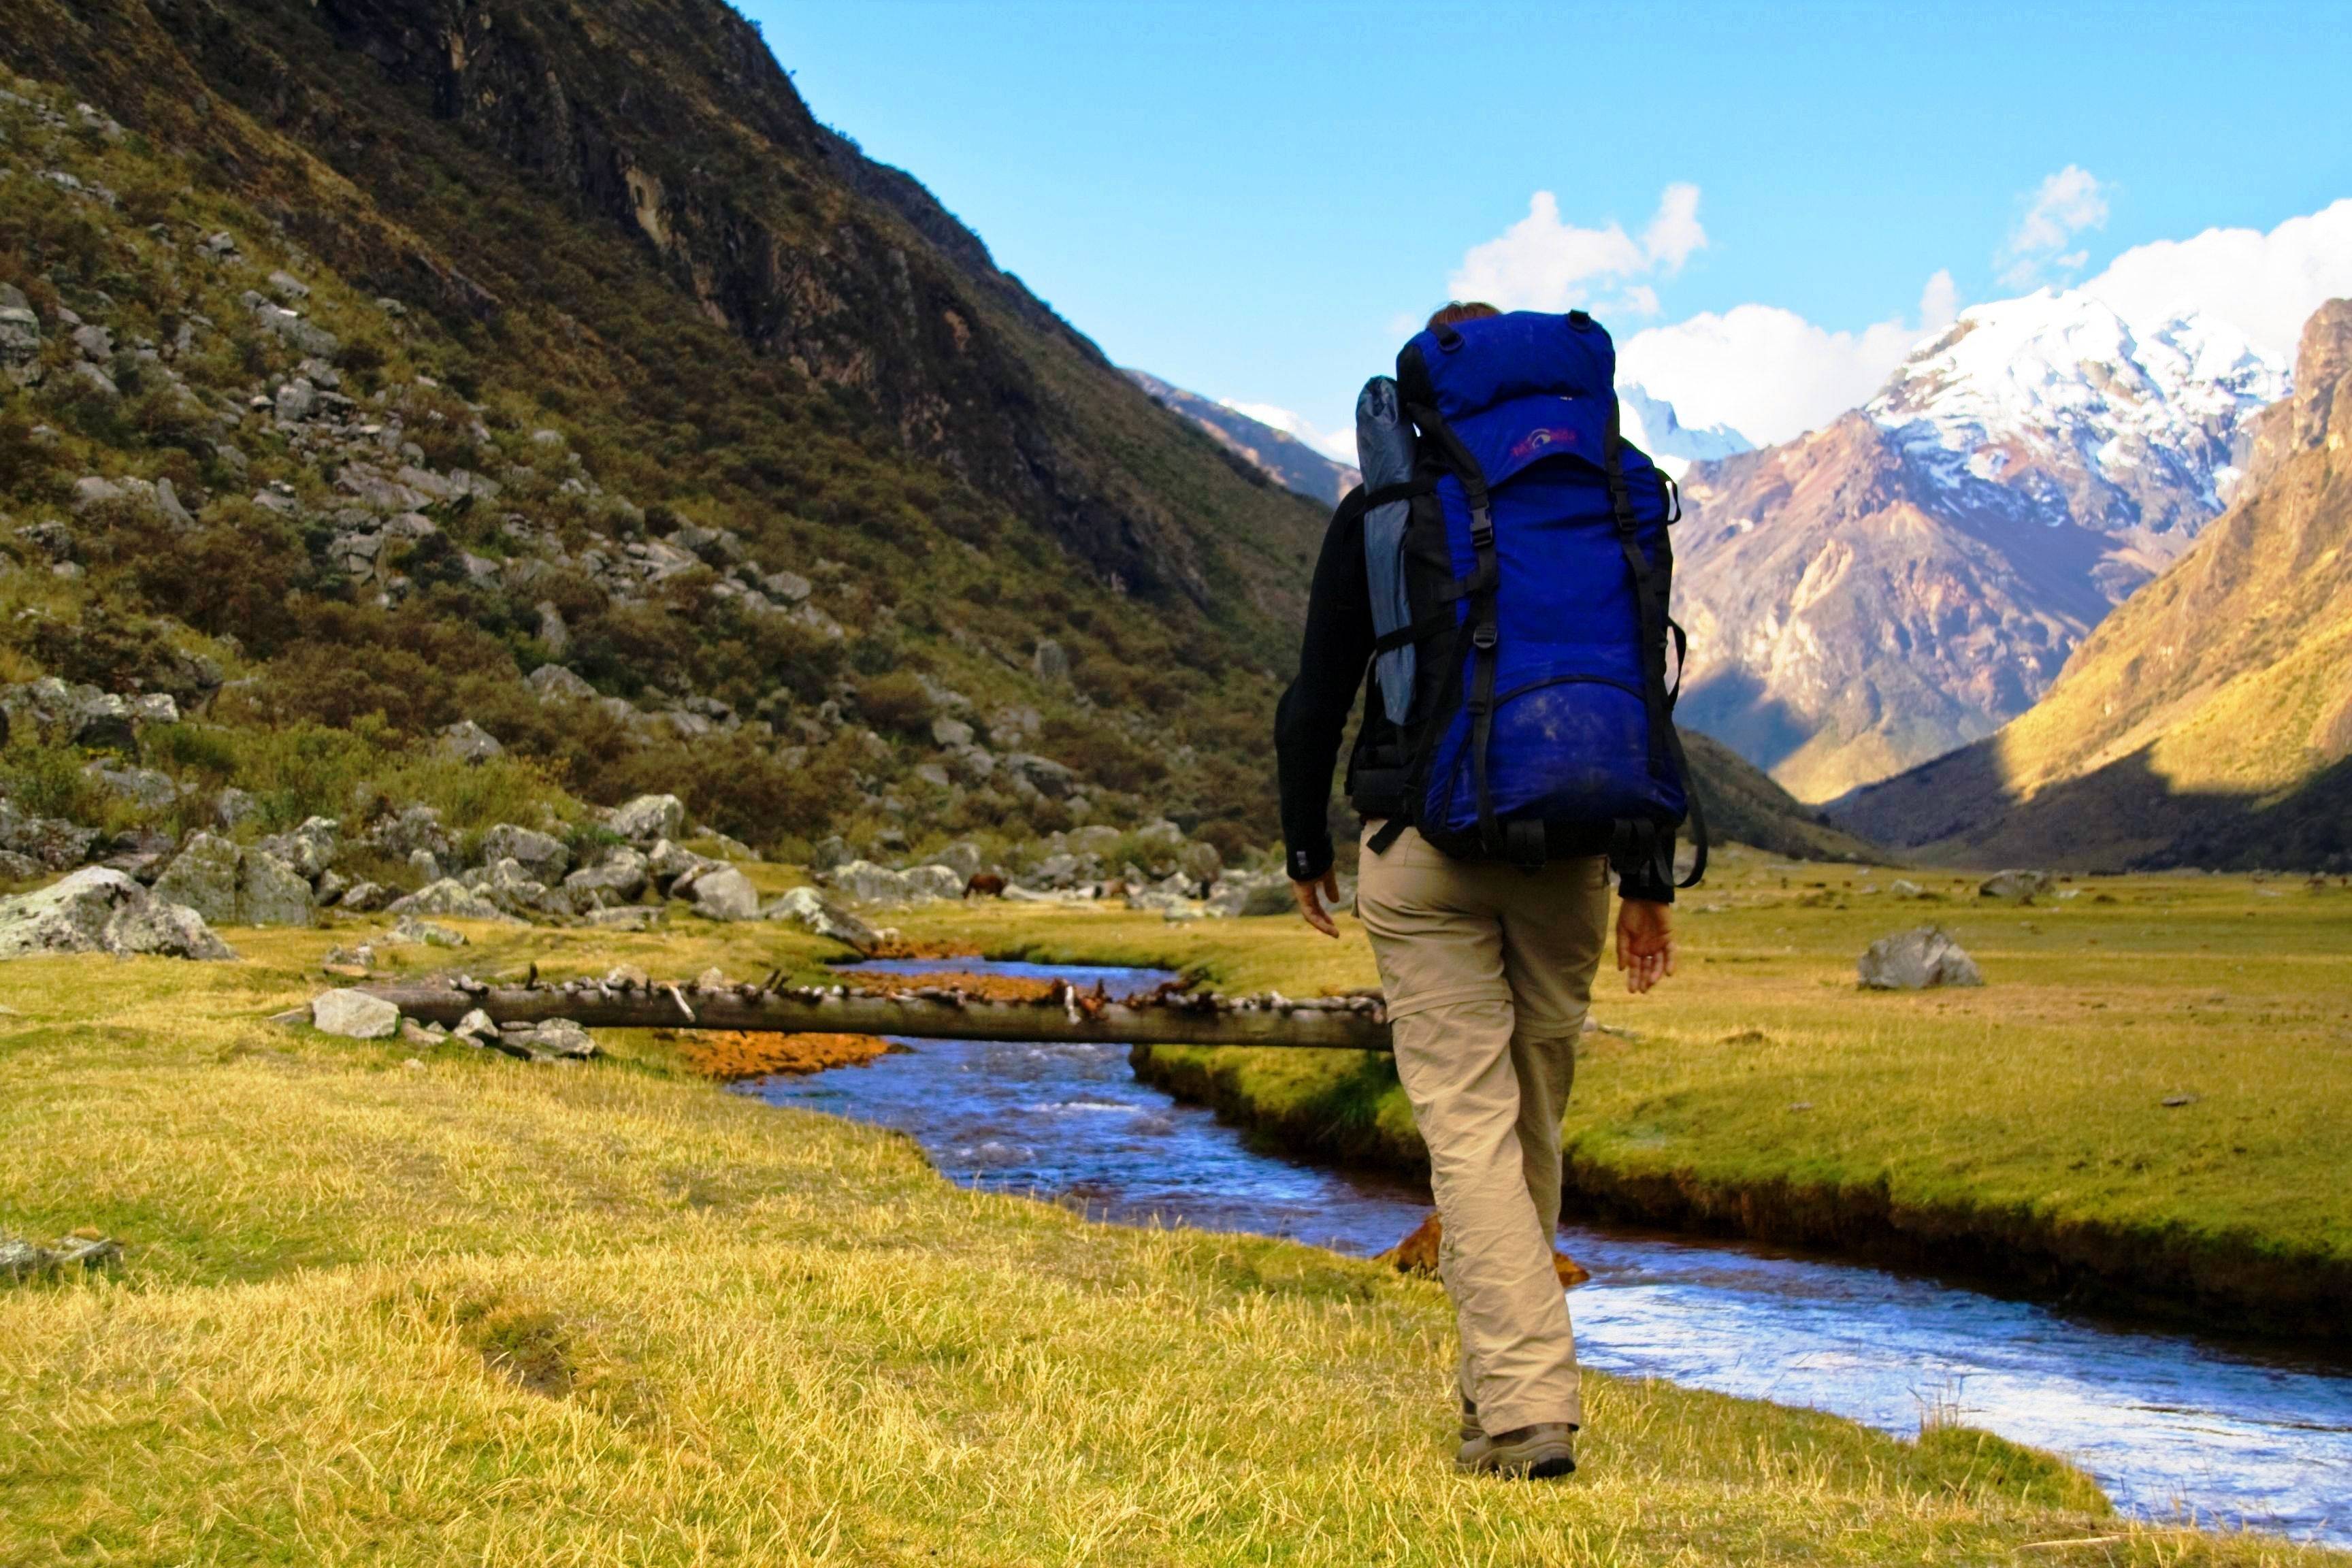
745, 958, 2352, 1544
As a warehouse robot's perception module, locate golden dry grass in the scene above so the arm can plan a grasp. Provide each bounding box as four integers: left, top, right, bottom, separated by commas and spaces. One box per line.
0, 910, 2340, 1563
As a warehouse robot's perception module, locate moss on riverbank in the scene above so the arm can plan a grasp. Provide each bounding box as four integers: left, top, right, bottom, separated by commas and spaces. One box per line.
10, 917, 2334, 1563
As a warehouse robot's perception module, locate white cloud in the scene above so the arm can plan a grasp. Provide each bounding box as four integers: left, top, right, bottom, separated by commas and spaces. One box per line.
1218, 399, 1358, 463
1998, 165, 2109, 287
1617, 270, 1959, 447
1447, 184, 1708, 316
2080, 197, 2352, 363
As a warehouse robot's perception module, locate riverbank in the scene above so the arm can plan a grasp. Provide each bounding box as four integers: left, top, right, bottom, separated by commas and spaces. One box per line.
9, 921, 2330, 1564
883, 853, 2352, 1341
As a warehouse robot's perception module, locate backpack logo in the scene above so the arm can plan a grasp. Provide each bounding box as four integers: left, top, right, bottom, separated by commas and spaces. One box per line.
1509, 425, 1578, 461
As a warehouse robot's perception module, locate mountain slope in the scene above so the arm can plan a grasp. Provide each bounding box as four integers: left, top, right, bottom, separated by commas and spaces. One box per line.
1682, 731, 1882, 864
0, 0, 1329, 853
1124, 370, 1359, 505
1834, 299, 2352, 870
1675, 289, 2286, 802
1620, 384, 1750, 478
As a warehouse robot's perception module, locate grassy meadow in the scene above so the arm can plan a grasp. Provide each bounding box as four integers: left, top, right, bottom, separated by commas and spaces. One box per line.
4, 900, 2338, 1564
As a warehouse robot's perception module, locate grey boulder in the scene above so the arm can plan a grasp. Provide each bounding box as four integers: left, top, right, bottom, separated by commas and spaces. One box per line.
762, 885, 881, 953
480, 823, 570, 883
0, 866, 233, 960
151, 833, 313, 927
611, 794, 685, 844
687, 864, 760, 921
440, 719, 504, 764
1978, 869, 2053, 902
1858, 926, 1984, 990
311, 987, 402, 1039
259, 816, 340, 881
386, 878, 520, 923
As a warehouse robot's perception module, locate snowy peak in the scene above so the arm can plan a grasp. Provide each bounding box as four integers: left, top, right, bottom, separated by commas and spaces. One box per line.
1620, 383, 1752, 478
1866, 289, 2289, 542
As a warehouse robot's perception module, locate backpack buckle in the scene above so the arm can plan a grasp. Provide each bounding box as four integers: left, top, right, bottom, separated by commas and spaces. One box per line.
1471, 623, 1498, 651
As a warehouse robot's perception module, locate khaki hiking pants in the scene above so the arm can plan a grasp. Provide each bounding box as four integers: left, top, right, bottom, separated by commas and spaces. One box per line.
1356, 824, 1610, 1435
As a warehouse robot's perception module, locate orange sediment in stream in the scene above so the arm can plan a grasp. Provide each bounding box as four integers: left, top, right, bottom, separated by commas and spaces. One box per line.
675, 1032, 896, 1079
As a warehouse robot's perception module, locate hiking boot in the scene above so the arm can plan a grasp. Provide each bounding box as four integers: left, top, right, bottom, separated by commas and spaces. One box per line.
1459, 1393, 1482, 1443
1456, 1422, 1576, 1479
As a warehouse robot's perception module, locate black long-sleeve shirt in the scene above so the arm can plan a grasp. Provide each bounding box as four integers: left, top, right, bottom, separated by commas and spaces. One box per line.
1273, 500, 1675, 902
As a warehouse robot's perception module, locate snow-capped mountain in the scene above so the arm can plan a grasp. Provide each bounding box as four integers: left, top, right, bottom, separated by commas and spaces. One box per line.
1671, 288, 2297, 803
1620, 384, 1752, 478
1124, 370, 1361, 504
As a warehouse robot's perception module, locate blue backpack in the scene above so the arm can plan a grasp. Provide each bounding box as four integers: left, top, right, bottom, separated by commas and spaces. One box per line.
1343, 309, 1705, 884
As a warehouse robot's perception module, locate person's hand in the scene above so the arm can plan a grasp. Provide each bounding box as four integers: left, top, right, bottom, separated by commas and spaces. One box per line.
1615, 898, 1676, 994
1292, 870, 1341, 938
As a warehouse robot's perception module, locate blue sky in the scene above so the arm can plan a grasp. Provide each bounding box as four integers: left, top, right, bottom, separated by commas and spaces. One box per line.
740, 1, 2352, 453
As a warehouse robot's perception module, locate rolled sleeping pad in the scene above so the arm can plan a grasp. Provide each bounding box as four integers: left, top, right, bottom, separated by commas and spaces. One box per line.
1356, 375, 1418, 725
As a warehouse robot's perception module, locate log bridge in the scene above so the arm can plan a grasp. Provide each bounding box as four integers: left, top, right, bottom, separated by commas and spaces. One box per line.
358, 975, 1396, 1051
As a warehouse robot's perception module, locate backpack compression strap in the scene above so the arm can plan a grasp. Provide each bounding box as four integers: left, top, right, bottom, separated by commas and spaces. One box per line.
1405, 402, 1507, 858
1602, 398, 1709, 888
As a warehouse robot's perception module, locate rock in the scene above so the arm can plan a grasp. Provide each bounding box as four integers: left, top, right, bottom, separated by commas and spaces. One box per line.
274, 377, 318, 423
407, 848, 444, 883
1858, 926, 1984, 990
1889, 878, 1929, 899
480, 823, 570, 883
534, 600, 572, 657
0, 802, 101, 872
439, 719, 504, 764
338, 880, 391, 913
453, 1008, 497, 1043
645, 838, 714, 887
385, 878, 518, 923
586, 905, 663, 930
389, 914, 466, 947
499, 1017, 597, 1062
933, 840, 984, 881
311, 987, 401, 1039
525, 663, 597, 702
239, 849, 314, 926
314, 869, 350, 906
259, 815, 340, 881
809, 834, 853, 872
0, 852, 43, 881
1032, 638, 1071, 685
564, 847, 649, 904
0, 1232, 124, 1281
687, 864, 760, 921
762, 885, 881, 952
149, 832, 242, 924
400, 1019, 446, 1048
0, 866, 233, 960
611, 794, 685, 844
904, 864, 965, 901
370, 804, 453, 862
931, 715, 975, 748
1224, 877, 1296, 919
214, 787, 259, 830
1978, 869, 2053, 902
1000, 753, 1076, 800
823, 859, 918, 904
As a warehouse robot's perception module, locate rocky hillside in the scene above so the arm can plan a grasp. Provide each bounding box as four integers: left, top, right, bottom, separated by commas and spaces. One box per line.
1124, 370, 1360, 505
1675, 289, 2286, 802
0, 0, 1330, 867
1833, 299, 2352, 870
1680, 732, 1882, 864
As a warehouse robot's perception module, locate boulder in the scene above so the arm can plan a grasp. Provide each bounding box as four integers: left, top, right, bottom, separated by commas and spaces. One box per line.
0, 867, 233, 960
824, 859, 917, 905
87, 764, 179, 813
386, 878, 519, 923
762, 885, 881, 953
904, 864, 965, 901
149, 832, 242, 924
931, 715, 975, 748
370, 804, 453, 862
497, 1017, 596, 1062
1032, 638, 1071, 684
1000, 753, 1075, 800
214, 787, 259, 830
388, 914, 466, 947
480, 823, 570, 883
239, 849, 315, 926
809, 834, 853, 872
525, 663, 596, 702
645, 838, 714, 886
611, 794, 685, 844
338, 880, 392, 913
439, 719, 504, 764
564, 847, 649, 904
259, 815, 340, 881
1181, 841, 1225, 887
0, 802, 100, 871
1068, 824, 1123, 858
311, 987, 401, 1039
586, 905, 663, 930
1858, 926, 1984, 990
932, 840, 984, 881
688, 865, 760, 921
1978, 868, 2053, 902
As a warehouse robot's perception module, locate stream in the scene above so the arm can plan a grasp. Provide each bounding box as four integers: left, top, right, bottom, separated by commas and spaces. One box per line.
743, 958, 2352, 1545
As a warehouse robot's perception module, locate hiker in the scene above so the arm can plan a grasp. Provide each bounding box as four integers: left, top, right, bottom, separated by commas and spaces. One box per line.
1276, 301, 1699, 1480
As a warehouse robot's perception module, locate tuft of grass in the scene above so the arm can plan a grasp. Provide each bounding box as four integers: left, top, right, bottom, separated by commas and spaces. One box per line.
5, 915, 2318, 1563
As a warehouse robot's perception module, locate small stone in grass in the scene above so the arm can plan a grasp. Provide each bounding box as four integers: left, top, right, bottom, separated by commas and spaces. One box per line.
311, 987, 400, 1039
2162, 1094, 2198, 1108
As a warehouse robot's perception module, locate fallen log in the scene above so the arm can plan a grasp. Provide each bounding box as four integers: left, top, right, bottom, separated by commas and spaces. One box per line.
355, 979, 1395, 1051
